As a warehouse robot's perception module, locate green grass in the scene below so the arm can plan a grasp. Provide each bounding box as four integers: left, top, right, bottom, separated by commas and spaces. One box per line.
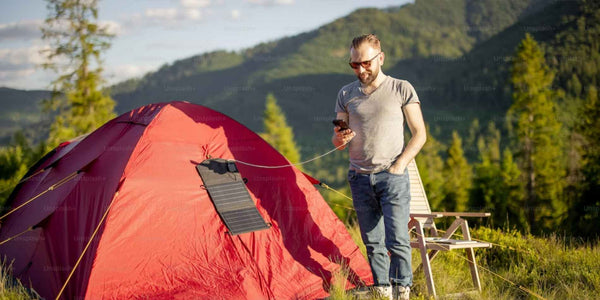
0, 262, 40, 300
328, 224, 600, 300
2, 225, 598, 299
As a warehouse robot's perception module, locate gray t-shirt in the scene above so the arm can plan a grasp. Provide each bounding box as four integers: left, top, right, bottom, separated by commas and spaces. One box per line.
335, 75, 420, 173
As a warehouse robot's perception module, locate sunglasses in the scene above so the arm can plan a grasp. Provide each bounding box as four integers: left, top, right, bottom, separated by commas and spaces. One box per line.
349, 52, 382, 69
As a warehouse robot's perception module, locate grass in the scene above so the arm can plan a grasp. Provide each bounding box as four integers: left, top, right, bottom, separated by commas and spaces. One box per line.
474, 227, 600, 300
1, 225, 598, 299
0, 262, 40, 300
327, 224, 600, 300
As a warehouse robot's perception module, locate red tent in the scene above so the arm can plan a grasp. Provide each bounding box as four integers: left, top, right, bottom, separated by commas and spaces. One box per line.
0, 101, 372, 299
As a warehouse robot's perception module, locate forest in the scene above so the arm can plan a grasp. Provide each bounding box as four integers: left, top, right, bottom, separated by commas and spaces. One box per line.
1, 0, 598, 243
1, 0, 600, 298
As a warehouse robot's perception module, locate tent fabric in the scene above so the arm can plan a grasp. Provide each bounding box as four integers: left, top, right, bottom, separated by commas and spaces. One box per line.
0, 101, 373, 299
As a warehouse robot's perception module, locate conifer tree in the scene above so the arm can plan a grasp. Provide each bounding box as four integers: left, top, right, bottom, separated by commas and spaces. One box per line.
577, 85, 600, 235
0, 133, 46, 206
471, 122, 502, 219
415, 126, 445, 211
546, 0, 600, 237
470, 122, 529, 230
465, 118, 481, 160
41, 0, 116, 148
499, 148, 527, 231
507, 33, 565, 232
442, 131, 472, 212
260, 93, 301, 165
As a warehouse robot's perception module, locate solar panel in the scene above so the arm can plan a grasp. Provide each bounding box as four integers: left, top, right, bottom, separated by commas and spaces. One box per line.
196, 158, 270, 235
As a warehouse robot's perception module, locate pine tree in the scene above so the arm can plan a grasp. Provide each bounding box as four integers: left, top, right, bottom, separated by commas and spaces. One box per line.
546, 0, 600, 237
260, 93, 301, 165
0, 133, 46, 206
41, 0, 116, 148
499, 148, 527, 231
578, 85, 600, 236
471, 122, 502, 222
507, 33, 565, 233
470, 122, 529, 231
415, 125, 445, 211
465, 118, 481, 160
442, 131, 472, 212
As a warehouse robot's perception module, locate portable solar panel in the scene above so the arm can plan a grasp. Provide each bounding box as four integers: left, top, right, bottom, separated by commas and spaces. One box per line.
196, 158, 270, 235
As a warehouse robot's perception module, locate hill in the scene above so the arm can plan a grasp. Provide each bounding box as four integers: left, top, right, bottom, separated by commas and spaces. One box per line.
0, 0, 580, 154
109, 0, 556, 151
0, 88, 50, 145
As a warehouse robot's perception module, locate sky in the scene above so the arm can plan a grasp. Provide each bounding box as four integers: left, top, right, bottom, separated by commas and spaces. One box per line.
0, 0, 409, 90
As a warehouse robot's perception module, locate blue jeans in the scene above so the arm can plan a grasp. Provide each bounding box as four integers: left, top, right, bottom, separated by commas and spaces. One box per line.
348, 169, 412, 287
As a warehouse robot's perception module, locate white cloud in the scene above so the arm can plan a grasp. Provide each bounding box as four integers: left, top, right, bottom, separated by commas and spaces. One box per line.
0, 45, 48, 69
0, 69, 54, 90
245, 0, 294, 5
104, 63, 159, 85
99, 20, 123, 36
0, 19, 122, 43
180, 0, 211, 9
230, 10, 241, 20
125, 5, 206, 29
143, 7, 203, 22
145, 8, 180, 21
0, 46, 157, 89
0, 20, 43, 42
184, 9, 202, 20
0, 45, 55, 89
0, 69, 36, 80
122, 0, 213, 29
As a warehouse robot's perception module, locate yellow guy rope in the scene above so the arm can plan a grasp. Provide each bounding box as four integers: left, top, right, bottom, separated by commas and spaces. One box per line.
0, 227, 33, 246
317, 182, 356, 211
55, 191, 118, 300
0, 171, 79, 221
0, 168, 48, 195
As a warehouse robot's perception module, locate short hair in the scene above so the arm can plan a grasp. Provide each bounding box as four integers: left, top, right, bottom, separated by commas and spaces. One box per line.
350, 34, 381, 51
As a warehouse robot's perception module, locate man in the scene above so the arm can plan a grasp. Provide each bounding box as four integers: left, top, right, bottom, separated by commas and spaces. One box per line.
332, 34, 426, 300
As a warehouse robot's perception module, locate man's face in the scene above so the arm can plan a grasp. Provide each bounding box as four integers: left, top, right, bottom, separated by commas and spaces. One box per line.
349, 44, 384, 85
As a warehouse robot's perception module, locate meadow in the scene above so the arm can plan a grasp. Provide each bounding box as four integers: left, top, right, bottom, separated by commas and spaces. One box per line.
329, 225, 600, 300
1, 224, 598, 299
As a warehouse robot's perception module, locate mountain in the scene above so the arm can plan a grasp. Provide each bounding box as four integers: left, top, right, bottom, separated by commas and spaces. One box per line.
0, 88, 50, 145
0, 0, 581, 152
109, 0, 557, 149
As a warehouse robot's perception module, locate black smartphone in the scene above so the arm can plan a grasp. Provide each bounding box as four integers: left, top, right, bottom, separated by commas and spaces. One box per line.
332, 119, 349, 130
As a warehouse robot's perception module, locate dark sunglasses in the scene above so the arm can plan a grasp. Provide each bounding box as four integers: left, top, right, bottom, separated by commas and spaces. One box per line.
348, 52, 382, 69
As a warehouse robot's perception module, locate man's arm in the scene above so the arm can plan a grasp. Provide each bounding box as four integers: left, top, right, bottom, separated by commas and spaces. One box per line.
388, 103, 427, 174
332, 112, 355, 150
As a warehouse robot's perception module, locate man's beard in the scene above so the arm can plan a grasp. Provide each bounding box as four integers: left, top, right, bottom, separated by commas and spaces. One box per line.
358, 67, 379, 85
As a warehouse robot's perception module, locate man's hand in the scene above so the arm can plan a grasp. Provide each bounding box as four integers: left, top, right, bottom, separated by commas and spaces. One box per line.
387, 162, 407, 175
333, 126, 355, 150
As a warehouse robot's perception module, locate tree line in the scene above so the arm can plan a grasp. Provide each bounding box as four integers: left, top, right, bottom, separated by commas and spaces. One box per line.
1, 0, 598, 240
268, 27, 599, 239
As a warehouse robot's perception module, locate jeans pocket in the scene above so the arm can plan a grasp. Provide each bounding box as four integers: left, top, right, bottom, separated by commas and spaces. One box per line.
384, 168, 407, 177
347, 170, 357, 181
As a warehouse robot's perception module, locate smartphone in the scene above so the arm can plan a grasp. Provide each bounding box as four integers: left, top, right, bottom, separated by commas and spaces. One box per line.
332, 119, 349, 130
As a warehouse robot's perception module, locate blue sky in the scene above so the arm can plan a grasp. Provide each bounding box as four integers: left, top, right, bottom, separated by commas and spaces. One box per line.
0, 0, 409, 90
